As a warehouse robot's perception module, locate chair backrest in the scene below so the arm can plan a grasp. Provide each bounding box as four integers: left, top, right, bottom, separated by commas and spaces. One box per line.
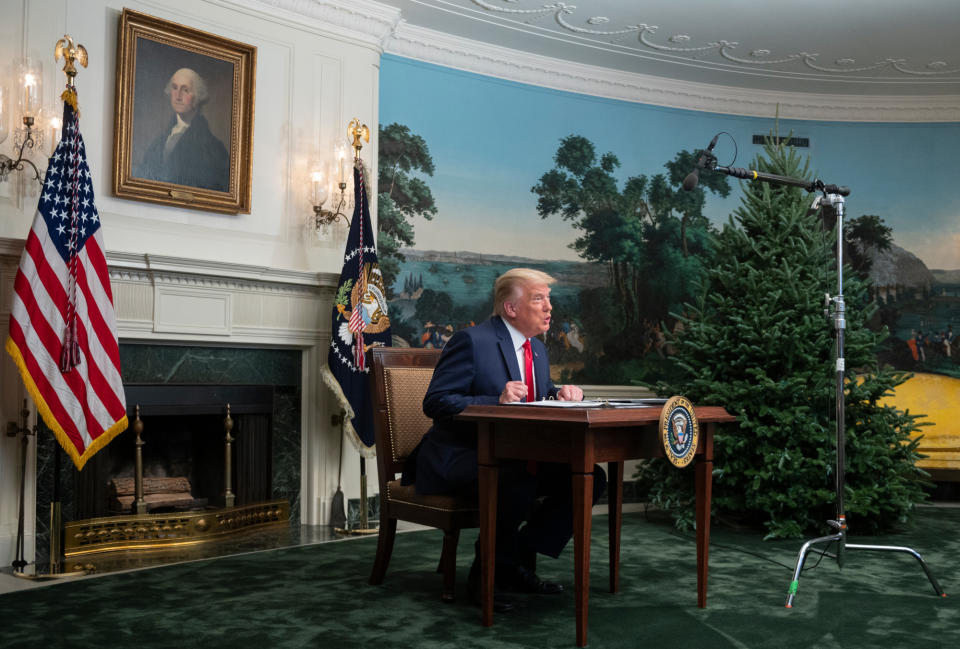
370, 347, 441, 481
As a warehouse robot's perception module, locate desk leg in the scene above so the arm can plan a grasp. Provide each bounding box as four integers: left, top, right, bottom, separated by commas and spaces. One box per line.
478, 462, 498, 627
607, 461, 623, 594
573, 471, 593, 647
695, 423, 714, 608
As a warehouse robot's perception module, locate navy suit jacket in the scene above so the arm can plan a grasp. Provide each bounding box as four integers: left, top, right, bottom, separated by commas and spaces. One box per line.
410, 316, 558, 495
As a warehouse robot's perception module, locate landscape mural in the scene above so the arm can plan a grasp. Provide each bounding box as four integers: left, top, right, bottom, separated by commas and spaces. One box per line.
378, 55, 959, 457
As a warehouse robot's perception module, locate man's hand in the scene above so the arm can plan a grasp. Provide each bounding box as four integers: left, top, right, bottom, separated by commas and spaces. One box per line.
499, 380, 529, 403
557, 384, 584, 401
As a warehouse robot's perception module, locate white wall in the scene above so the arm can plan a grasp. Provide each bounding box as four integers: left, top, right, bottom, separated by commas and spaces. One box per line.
0, 0, 397, 566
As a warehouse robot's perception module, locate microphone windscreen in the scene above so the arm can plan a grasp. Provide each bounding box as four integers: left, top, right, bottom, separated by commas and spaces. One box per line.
682, 169, 699, 192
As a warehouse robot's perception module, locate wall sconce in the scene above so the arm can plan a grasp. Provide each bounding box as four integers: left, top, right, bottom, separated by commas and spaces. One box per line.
309, 120, 369, 239
0, 59, 45, 186
310, 142, 350, 238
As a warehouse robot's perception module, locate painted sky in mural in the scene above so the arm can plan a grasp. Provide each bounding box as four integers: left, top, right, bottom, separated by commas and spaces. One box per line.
381, 55, 959, 271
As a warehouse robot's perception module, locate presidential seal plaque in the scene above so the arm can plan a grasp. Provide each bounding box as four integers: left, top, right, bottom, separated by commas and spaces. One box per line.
660, 396, 699, 468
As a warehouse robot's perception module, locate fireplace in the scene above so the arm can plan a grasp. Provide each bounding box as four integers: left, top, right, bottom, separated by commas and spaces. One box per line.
59, 384, 288, 560
33, 344, 303, 566
74, 384, 275, 519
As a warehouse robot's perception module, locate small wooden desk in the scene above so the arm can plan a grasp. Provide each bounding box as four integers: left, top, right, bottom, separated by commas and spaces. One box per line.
457, 404, 735, 647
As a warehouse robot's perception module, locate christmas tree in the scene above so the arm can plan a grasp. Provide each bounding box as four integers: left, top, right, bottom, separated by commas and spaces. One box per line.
644, 137, 929, 539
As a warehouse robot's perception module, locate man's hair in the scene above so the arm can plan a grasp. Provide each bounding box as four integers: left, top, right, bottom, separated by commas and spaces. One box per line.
493, 268, 555, 317
164, 68, 209, 106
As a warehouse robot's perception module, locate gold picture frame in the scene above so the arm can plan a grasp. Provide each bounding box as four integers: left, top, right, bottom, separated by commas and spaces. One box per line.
113, 9, 256, 214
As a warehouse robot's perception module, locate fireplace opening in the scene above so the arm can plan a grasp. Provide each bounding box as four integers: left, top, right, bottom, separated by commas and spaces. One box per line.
74, 385, 275, 519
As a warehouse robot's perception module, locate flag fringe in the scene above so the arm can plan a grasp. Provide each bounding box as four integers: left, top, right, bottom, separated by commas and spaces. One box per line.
321, 364, 376, 458
5, 335, 128, 471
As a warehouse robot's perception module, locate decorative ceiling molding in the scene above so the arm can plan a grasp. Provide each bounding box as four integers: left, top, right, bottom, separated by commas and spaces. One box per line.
468, 1, 960, 82
238, 0, 401, 49
386, 22, 960, 122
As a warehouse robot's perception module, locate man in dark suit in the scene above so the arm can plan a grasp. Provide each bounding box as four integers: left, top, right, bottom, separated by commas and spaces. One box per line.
133, 67, 229, 192
407, 268, 606, 611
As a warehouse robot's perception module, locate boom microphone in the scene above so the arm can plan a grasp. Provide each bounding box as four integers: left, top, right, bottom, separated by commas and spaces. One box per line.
682, 133, 719, 192
681, 169, 700, 192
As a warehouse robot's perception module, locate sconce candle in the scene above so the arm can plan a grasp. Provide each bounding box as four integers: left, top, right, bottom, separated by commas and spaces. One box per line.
49, 116, 62, 150
18, 59, 43, 124
336, 142, 348, 184
311, 169, 328, 206
24, 75, 37, 116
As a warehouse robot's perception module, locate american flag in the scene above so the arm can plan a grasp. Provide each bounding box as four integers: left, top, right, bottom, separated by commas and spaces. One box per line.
5, 96, 127, 471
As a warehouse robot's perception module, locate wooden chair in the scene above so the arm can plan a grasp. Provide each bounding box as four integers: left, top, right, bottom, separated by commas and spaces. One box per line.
368, 347, 479, 602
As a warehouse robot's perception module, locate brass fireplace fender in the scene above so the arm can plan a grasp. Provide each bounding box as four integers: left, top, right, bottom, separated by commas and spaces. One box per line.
63, 499, 289, 558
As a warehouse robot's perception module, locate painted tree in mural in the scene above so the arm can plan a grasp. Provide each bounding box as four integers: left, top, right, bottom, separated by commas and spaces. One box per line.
531, 135, 730, 377
644, 137, 928, 539
844, 213, 893, 280
377, 123, 437, 299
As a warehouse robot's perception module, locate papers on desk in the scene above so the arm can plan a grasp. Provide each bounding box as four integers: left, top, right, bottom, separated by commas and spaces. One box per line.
505, 398, 669, 408
601, 398, 669, 408
507, 400, 606, 408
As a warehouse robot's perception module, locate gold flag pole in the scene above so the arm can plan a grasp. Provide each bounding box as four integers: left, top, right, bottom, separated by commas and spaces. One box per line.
50, 35, 88, 574
18, 36, 92, 581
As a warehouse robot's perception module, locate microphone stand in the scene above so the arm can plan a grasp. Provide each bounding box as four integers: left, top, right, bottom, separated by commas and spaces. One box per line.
698, 153, 945, 608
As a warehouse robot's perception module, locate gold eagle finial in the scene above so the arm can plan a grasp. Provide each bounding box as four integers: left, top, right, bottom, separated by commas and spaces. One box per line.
55, 35, 88, 81
348, 118, 369, 159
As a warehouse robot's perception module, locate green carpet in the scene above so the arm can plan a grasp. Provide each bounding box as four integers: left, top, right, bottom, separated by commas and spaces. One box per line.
1, 508, 956, 648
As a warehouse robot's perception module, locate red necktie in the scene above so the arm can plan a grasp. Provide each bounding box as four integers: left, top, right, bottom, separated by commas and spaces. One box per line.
523, 339, 535, 402
523, 340, 538, 475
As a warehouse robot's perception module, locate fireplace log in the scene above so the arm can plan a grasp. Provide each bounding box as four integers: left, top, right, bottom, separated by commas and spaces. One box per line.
108, 477, 204, 513
110, 476, 191, 495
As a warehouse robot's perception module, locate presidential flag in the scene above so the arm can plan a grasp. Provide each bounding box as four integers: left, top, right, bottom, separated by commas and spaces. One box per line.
321, 160, 391, 455
5, 94, 127, 471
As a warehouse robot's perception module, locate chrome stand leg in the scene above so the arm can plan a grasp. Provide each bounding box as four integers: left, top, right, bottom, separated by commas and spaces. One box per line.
845, 543, 946, 598
785, 529, 843, 608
